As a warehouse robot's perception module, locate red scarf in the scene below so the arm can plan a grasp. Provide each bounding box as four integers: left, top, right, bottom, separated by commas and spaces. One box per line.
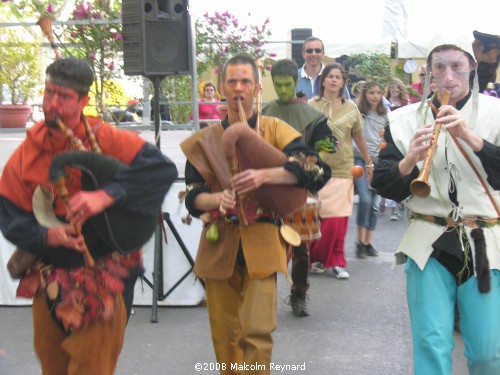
0, 116, 145, 215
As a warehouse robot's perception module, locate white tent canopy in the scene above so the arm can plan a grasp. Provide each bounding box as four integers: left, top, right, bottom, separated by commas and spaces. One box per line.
324, 38, 391, 59
324, 38, 428, 59
267, 37, 428, 62
397, 39, 428, 59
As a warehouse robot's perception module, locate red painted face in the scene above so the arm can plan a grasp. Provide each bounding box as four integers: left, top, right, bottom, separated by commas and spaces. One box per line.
221, 63, 257, 120
42, 81, 89, 129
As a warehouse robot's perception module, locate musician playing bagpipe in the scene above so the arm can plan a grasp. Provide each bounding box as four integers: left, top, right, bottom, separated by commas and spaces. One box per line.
0, 58, 178, 374
181, 55, 331, 374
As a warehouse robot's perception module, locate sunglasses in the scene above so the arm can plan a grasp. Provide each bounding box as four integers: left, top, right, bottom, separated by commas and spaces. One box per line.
305, 48, 323, 54
419, 74, 426, 77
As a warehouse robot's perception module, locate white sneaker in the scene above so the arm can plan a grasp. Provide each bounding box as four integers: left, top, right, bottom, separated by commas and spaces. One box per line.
333, 266, 350, 279
310, 262, 325, 274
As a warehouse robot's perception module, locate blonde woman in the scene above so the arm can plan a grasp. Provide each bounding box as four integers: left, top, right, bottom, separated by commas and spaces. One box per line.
385, 78, 409, 111
351, 80, 366, 105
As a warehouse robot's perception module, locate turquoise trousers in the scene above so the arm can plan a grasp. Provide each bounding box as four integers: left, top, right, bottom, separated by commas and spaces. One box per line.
406, 257, 500, 375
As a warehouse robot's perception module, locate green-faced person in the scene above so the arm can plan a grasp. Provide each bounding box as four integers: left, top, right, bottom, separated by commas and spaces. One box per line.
262, 58, 336, 318
273, 75, 297, 102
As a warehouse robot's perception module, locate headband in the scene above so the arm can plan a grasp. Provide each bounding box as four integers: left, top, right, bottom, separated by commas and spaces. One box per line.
46, 74, 91, 95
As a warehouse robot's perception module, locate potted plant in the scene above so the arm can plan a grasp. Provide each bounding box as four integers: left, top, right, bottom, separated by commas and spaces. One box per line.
0, 29, 41, 128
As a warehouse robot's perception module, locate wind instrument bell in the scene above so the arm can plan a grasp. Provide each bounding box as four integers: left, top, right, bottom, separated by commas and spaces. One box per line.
409, 90, 451, 197
37, 16, 61, 59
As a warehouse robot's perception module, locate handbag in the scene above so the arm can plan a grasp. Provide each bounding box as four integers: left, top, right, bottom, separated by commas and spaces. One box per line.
7, 248, 38, 279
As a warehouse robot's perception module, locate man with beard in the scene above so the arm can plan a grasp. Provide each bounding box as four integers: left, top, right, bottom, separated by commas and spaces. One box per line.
0, 57, 178, 374
181, 55, 330, 374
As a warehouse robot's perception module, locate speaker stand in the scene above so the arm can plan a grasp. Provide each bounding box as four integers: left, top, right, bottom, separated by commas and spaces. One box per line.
150, 75, 165, 323
143, 76, 204, 323
151, 212, 205, 323
141, 211, 203, 323
151, 76, 164, 149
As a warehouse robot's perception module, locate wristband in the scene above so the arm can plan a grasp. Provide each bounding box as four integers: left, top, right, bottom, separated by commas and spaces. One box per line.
366, 164, 375, 168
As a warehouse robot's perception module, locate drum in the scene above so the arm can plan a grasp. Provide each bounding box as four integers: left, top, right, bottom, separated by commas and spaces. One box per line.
283, 196, 321, 242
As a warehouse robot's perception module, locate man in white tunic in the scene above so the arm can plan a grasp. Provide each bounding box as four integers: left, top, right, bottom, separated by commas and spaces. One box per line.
372, 33, 500, 375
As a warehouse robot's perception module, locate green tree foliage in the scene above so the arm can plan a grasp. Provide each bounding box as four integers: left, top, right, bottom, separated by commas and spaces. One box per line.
160, 76, 192, 124
64, 1, 123, 117
346, 52, 393, 87
0, 30, 41, 104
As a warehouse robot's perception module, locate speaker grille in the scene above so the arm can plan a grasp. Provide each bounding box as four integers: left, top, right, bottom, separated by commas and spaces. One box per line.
144, 20, 189, 75
122, 0, 191, 76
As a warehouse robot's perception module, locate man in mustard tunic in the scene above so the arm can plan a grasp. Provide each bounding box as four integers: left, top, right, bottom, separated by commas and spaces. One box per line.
181, 55, 330, 374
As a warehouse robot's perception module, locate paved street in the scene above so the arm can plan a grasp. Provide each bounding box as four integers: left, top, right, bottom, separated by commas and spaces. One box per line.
0, 129, 467, 374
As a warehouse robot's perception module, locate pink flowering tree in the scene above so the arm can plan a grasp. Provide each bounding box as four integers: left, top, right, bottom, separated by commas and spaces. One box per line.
65, 1, 123, 117
160, 11, 274, 123
195, 11, 274, 76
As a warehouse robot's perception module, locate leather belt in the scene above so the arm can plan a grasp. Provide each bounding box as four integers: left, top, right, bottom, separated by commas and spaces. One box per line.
411, 213, 500, 229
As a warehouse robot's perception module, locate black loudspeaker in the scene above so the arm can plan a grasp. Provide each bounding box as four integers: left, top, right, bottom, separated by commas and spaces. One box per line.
291, 28, 312, 68
122, 0, 191, 76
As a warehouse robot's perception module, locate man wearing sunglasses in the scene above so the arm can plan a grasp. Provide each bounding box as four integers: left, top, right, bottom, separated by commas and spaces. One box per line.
297, 36, 351, 100
411, 65, 427, 97
296, 36, 326, 99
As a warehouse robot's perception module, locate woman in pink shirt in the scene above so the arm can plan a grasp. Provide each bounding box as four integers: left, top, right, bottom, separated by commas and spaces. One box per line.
191, 81, 221, 128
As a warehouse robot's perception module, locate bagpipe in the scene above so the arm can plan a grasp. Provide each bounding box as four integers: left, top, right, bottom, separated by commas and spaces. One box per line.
221, 99, 308, 219
220, 58, 307, 222
7, 17, 158, 279
48, 148, 159, 255
219, 60, 322, 245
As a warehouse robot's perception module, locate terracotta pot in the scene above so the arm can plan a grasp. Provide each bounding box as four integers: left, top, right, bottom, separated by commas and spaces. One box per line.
0, 104, 32, 128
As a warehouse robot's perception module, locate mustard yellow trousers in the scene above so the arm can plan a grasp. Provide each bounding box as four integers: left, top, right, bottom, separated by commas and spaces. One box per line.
205, 265, 277, 375
32, 292, 127, 375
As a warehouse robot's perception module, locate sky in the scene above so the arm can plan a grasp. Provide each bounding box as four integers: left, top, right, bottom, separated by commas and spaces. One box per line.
188, 0, 496, 58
